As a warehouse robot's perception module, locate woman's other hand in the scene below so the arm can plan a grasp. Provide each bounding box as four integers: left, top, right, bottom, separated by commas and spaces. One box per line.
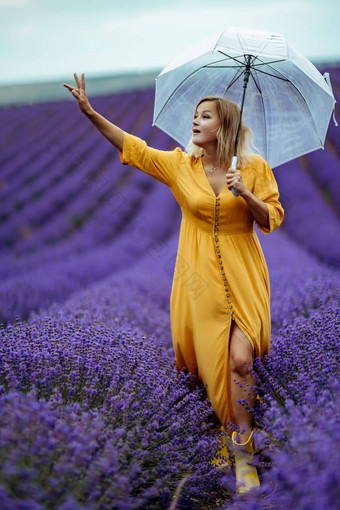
63, 73, 92, 115
226, 167, 247, 197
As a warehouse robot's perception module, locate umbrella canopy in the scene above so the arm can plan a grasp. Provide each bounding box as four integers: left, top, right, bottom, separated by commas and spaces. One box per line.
153, 26, 336, 169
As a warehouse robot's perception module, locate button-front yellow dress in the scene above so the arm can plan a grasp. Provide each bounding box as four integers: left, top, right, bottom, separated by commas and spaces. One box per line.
119, 133, 284, 426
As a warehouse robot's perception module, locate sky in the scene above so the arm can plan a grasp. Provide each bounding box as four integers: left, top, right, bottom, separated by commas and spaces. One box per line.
0, 0, 339, 85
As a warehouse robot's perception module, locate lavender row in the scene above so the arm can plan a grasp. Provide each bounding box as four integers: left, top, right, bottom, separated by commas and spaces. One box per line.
304, 148, 340, 215
0, 91, 149, 221
273, 157, 340, 268
0, 101, 84, 182
0, 182, 180, 324
0, 92, 150, 221
0, 123, 174, 276
0, 168, 153, 279
0, 99, 154, 248
0, 92, 131, 180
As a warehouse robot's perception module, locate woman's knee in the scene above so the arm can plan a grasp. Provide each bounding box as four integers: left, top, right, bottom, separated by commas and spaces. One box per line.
229, 325, 254, 377
229, 351, 253, 377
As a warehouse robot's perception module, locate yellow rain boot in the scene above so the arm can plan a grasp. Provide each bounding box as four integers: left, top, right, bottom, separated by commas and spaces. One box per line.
211, 427, 231, 468
231, 430, 260, 493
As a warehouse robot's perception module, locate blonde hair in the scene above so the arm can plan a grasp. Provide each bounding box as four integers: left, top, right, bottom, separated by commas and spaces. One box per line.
186, 96, 255, 169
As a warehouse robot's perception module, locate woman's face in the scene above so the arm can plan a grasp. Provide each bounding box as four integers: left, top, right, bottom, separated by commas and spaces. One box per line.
192, 100, 221, 149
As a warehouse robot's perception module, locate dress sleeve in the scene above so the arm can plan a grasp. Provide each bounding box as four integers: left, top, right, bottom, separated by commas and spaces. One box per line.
118, 132, 182, 187
251, 156, 285, 234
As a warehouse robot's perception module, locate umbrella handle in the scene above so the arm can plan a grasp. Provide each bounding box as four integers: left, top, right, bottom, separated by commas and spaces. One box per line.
230, 156, 239, 197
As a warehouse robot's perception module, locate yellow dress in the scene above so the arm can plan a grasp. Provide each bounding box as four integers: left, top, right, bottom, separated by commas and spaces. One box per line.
119, 133, 284, 426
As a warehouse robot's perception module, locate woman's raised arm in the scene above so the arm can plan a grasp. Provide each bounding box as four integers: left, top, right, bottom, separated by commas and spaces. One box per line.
63, 73, 124, 151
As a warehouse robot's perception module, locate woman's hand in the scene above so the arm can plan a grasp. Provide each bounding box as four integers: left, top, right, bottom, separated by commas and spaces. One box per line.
226, 167, 247, 197
63, 72, 124, 150
63, 73, 92, 115
226, 168, 270, 228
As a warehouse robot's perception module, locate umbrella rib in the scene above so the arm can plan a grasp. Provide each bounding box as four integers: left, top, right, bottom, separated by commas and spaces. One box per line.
251, 58, 286, 67
206, 55, 241, 67
210, 54, 289, 81
217, 51, 252, 67
206, 64, 289, 81
250, 67, 289, 81
252, 57, 290, 81
225, 68, 245, 90
250, 69, 268, 160
249, 69, 262, 95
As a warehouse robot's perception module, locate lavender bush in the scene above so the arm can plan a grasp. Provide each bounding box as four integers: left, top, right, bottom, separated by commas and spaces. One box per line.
0, 317, 229, 509
226, 305, 340, 510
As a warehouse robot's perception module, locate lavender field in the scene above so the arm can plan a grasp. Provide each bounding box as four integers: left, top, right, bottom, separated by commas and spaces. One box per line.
0, 64, 339, 509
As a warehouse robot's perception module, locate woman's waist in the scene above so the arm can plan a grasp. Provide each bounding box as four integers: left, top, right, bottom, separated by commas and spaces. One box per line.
181, 212, 255, 235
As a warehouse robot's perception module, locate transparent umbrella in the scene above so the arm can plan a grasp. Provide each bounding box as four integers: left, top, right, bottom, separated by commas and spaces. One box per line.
153, 26, 337, 173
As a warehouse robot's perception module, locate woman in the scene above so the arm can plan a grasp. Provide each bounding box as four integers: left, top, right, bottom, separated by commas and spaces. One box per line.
64, 73, 284, 493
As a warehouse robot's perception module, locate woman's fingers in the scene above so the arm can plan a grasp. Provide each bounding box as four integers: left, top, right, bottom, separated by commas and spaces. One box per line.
226, 168, 238, 183
63, 73, 85, 97
73, 72, 86, 91
63, 73, 92, 114
226, 168, 245, 192
63, 83, 74, 92
63, 83, 79, 99
74, 72, 81, 88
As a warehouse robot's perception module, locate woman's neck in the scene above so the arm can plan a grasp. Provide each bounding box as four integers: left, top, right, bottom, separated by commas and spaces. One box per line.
202, 148, 219, 167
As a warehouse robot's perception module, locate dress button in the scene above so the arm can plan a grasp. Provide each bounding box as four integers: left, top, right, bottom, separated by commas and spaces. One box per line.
229, 305, 233, 309
225, 288, 229, 291
218, 254, 221, 258
226, 293, 230, 297
227, 299, 231, 303
219, 261, 222, 265
216, 249, 220, 253
220, 266, 224, 270
214, 233, 218, 237
222, 276, 226, 280
224, 282, 228, 286
216, 197, 220, 200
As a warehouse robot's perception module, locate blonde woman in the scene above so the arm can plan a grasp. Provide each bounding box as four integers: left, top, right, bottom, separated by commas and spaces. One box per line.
64, 73, 284, 493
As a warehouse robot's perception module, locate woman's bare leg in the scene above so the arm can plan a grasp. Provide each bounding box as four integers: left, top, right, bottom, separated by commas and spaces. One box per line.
229, 322, 257, 440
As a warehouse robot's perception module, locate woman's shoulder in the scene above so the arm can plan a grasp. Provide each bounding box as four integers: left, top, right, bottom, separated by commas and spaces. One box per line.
245, 153, 270, 168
